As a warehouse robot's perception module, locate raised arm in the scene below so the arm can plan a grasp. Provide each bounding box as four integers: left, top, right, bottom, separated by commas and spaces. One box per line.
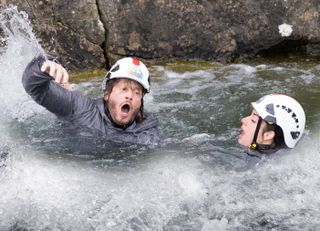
22, 55, 75, 117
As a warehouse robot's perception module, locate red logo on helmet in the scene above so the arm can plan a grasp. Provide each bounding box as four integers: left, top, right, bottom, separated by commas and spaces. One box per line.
132, 58, 140, 66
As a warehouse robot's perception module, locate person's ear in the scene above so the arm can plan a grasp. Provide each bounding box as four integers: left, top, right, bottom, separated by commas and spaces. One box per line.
263, 130, 275, 143
103, 91, 109, 101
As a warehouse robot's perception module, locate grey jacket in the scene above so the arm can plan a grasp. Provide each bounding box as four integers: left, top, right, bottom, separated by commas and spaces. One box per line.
22, 55, 160, 145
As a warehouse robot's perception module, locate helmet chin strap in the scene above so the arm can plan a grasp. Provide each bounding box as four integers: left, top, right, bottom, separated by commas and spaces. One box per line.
249, 116, 263, 149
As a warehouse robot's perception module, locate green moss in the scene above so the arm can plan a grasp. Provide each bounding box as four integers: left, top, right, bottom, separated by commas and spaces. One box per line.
69, 69, 106, 83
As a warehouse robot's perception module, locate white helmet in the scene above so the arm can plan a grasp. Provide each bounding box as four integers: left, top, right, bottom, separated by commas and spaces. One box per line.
103, 57, 150, 93
252, 94, 306, 148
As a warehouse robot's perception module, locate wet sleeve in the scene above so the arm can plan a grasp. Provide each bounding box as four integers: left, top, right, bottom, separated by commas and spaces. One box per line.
22, 55, 82, 117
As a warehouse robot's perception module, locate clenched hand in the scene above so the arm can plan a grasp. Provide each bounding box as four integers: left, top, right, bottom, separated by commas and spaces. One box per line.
41, 60, 72, 91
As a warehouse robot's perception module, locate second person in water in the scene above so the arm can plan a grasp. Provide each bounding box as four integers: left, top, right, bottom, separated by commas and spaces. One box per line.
238, 94, 306, 156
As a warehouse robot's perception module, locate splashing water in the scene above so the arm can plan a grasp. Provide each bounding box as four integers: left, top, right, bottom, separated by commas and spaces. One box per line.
1, 4, 320, 231
0, 5, 45, 121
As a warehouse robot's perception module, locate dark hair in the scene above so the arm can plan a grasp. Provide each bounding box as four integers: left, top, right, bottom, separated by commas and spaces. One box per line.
264, 122, 286, 148
104, 79, 145, 124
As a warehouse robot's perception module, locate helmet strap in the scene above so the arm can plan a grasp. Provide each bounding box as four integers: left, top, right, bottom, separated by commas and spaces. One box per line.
249, 116, 263, 150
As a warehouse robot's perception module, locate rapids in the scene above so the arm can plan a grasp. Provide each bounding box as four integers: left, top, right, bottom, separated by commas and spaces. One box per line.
0, 5, 320, 231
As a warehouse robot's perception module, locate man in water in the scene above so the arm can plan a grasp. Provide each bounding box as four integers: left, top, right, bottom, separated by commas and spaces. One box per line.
238, 94, 305, 156
22, 55, 160, 145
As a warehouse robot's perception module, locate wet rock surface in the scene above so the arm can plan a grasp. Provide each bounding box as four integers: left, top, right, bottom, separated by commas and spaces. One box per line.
1, 0, 320, 70
0, 0, 106, 70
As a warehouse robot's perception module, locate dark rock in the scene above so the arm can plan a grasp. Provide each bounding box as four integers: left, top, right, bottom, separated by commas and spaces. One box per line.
307, 42, 320, 56
1, 0, 106, 70
1, 0, 320, 70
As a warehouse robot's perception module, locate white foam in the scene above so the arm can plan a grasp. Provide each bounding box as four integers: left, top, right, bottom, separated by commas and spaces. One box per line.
0, 148, 209, 229
0, 6, 45, 121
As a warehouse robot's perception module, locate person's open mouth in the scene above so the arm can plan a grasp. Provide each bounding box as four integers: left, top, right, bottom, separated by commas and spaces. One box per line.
121, 104, 131, 114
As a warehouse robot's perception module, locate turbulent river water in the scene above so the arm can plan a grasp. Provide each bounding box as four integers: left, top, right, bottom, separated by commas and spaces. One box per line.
0, 6, 320, 231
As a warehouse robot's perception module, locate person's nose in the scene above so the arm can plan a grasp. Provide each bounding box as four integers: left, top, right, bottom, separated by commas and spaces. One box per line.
125, 89, 133, 101
241, 116, 248, 125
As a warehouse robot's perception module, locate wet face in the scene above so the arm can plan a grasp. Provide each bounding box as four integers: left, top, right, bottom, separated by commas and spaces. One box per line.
238, 109, 273, 147
104, 79, 143, 125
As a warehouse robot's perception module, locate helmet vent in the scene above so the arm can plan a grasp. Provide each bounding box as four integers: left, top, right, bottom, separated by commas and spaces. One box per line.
264, 115, 277, 124
291, 131, 300, 140
110, 64, 119, 72
265, 103, 275, 115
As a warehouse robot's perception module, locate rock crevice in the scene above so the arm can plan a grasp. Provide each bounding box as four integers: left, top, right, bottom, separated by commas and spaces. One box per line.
2, 0, 320, 70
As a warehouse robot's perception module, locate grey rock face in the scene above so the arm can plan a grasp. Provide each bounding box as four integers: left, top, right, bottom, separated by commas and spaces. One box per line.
1, 0, 106, 70
1, 0, 320, 70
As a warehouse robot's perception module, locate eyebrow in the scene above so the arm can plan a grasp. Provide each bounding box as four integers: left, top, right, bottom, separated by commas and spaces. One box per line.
252, 112, 259, 117
121, 80, 140, 88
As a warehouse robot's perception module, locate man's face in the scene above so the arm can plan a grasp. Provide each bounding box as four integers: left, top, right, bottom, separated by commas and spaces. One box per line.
238, 109, 268, 147
104, 79, 143, 125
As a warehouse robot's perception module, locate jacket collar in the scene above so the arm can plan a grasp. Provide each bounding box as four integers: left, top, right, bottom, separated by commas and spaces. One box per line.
246, 142, 279, 157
